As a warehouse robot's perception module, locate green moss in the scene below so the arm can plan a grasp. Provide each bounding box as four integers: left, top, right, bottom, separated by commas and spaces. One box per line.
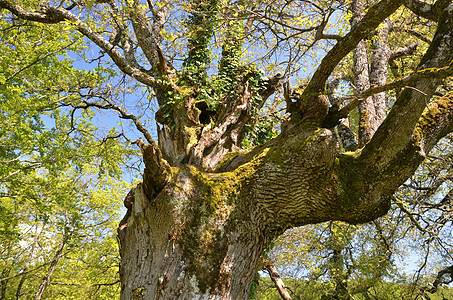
132, 286, 146, 299
215, 150, 241, 171
179, 146, 271, 293
359, 109, 370, 129
416, 94, 452, 134
334, 151, 365, 208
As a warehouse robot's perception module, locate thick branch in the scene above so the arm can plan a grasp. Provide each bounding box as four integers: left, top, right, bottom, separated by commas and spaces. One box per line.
404, 0, 437, 21
351, 0, 373, 146
363, 93, 453, 218
0, 2, 66, 23
414, 92, 453, 155
127, 0, 169, 76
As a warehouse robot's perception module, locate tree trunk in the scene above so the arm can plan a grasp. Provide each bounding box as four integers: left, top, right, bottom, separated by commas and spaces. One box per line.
116, 1, 453, 297
118, 123, 396, 299
118, 177, 276, 299
34, 238, 66, 300
15, 224, 40, 299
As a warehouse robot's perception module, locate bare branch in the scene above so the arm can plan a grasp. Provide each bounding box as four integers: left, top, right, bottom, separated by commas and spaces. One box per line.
0, 1, 168, 90
301, 0, 404, 100
71, 99, 155, 145
389, 43, 419, 61
428, 265, 453, 293
262, 260, 292, 300
394, 198, 435, 235
0, 263, 49, 282
325, 60, 453, 126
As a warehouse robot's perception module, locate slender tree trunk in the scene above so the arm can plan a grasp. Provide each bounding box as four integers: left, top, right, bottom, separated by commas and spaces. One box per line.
34, 239, 66, 300
34, 215, 72, 300
263, 260, 292, 300
351, 0, 372, 147
331, 249, 350, 300
369, 18, 390, 130
0, 269, 9, 300
15, 225, 40, 299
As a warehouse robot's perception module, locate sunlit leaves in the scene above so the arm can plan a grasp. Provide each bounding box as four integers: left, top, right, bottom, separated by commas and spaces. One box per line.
0, 9, 135, 299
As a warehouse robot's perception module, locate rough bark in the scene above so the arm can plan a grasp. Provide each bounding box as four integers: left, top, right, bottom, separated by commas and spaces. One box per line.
351, 0, 372, 147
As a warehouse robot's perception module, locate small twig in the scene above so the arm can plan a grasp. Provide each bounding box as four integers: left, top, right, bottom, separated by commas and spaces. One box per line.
0, 263, 50, 282
0, 41, 77, 87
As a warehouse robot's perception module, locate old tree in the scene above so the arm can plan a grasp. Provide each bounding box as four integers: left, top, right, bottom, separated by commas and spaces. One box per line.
2, 0, 453, 298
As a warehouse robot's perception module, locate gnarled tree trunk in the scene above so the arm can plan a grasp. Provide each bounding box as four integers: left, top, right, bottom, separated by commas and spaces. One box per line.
116, 0, 453, 297
117, 124, 380, 299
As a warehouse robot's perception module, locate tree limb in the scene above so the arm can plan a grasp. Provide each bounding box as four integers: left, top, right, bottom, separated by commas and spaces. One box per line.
72, 98, 172, 199
71, 98, 155, 145
0, 1, 168, 90
428, 265, 453, 293
389, 43, 419, 61
0, 263, 49, 282
404, 0, 437, 21
127, 0, 170, 76
325, 60, 453, 126
262, 260, 292, 300
359, 1, 453, 173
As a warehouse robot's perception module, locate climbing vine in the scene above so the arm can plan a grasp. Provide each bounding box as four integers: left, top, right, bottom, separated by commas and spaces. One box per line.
158, 1, 279, 148
182, 0, 219, 87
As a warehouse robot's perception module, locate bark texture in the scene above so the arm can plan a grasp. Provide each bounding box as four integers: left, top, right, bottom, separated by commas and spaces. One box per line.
116, 1, 453, 298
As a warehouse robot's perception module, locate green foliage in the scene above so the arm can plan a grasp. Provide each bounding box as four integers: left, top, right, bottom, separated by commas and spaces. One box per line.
182, 0, 219, 86
0, 12, 135, 299
255, 277, 453, 300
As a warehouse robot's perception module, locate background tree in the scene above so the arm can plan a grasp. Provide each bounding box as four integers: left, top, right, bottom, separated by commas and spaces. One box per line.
1, 0, 453, 299
0, 14, 135, 299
